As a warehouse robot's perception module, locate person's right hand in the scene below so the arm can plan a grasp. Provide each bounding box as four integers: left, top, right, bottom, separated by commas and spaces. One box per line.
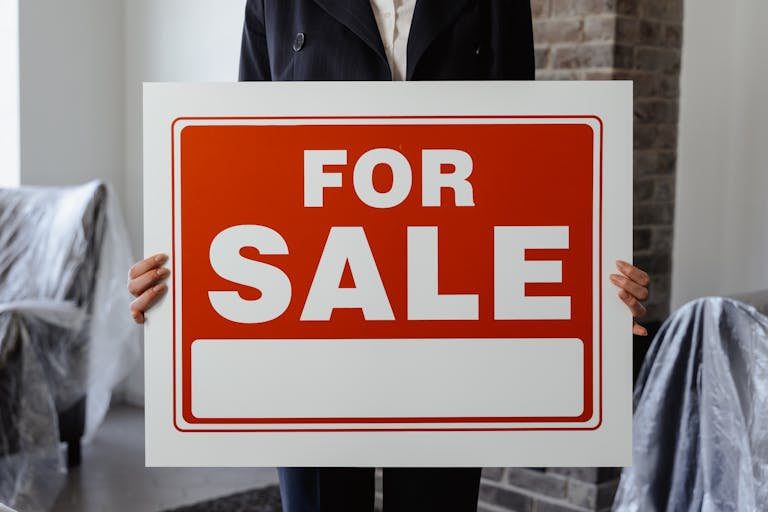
128, 253, 170, 324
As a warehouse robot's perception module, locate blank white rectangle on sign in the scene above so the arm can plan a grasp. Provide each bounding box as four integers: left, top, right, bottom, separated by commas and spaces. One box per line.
191, 338, 584, 421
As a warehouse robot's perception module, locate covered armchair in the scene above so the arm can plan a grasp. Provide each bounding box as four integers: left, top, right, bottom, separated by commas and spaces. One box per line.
613, 297, 768, 511
0, 181, 140, 511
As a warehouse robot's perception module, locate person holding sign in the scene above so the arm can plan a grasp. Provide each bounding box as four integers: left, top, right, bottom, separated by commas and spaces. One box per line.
128, 1, 650, 511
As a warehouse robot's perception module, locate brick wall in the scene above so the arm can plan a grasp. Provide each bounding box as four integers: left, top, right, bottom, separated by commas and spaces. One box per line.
614, 0, 682, 322
477, 1, 683, 511
534, 0, 683, 322
479, 468, 620, 512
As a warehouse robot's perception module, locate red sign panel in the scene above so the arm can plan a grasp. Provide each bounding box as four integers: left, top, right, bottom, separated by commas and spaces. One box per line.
173, 116, 601, 431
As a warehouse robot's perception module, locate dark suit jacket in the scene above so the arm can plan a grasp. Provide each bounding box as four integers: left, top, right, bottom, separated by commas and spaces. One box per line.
239, 0, 534, 81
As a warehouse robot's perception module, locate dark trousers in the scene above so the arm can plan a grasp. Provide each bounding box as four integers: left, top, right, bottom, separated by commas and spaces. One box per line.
278, 467, 481, 512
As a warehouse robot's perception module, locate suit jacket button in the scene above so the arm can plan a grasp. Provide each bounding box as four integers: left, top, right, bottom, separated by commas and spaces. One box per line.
293, 32, 305, 52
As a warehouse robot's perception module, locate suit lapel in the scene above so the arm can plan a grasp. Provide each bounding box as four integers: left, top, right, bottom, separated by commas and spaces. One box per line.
312, 0, 389, 68
407, 0, 473, 79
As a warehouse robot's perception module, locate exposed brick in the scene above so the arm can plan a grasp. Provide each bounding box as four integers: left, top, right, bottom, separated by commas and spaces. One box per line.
483, 467, 505, 482
479, 482, 534, 512
583, 15, 615, 41
507, 468, 567, 499
610, 68, 633, 80
653, 226, 673, 253
534, 19, 585, 43
535, 47, 552, 69
534, 499, 591, 512
584, 70, 613, 80
536, 69, 587, 80
634, 123, 657, 150
653, 176, 675, 202
634, 250, 672, 276
637, 19, 663, 45
656, 150, 677, 174
633, 179, 654, 202
634, 228, 652, 251
648, 271, 670, 298
655, 123, 678, 150
638, 0, 662, 19
546, 467, 598, 483
664, 24, 683, 47
640, 0, 682, 22
532, 0, 552, 18
634, 99, 678, 123
615, 0, 637, 16
553, 44, 613, 68
639, 0, 674, 21
635, 122, 666, 150
566, 479, 597, 509
612, 44, 634, 69
633, 149, 658, 176
634, 201, 674, 226
658, 74, 680, 98
665, 0, 683, 22
630, 72, 659, 97
550, 0, 616, 18
614, 16, 638, 43
634, 47, 681, 74
633, 122, 678, 151
536, 69, 553, 80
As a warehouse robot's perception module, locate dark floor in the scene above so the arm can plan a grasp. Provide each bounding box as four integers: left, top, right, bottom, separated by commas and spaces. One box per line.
52, 405, 279, 512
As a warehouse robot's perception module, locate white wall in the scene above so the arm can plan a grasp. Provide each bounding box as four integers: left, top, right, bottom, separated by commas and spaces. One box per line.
121, 0, 246, 403
19, 0, 125, 193
0, 0, 20, 188
15, 0, 246, 405
123, 0, 246, 257
672, 0, 768, 307
17, 0, 245, 251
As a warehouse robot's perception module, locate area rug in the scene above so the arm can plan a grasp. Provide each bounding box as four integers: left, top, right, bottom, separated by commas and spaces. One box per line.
163, 485, 282, 512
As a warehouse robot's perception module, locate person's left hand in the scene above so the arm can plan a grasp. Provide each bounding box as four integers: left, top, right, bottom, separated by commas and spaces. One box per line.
610, 260, 649, 336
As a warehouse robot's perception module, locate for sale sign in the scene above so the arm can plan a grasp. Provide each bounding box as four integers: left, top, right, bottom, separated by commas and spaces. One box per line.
143, 82, 632, 466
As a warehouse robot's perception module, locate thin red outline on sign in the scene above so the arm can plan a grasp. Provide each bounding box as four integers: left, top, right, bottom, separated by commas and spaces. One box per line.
170, 115, 604, 433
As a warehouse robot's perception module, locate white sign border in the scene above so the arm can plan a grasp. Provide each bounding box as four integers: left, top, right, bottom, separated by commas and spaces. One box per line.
144, 81, 632, 467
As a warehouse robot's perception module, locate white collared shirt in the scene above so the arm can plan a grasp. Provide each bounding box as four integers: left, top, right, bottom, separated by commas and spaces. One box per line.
369, 0, 416, 81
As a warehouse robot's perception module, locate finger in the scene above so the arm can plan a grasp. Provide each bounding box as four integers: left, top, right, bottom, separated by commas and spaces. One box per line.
131, 309, 145, 325
610, 273, 649, 301
130, 284, 167, 319
616, 260, 650, 287
633, 322, 648, 336
128, 267, 170, 297
618, 289, 647, 318
129, 253, 168, 280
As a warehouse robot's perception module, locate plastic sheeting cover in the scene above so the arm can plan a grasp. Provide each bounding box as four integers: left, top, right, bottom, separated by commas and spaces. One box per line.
0, 181, 140, 511
613, 297, 768, 512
